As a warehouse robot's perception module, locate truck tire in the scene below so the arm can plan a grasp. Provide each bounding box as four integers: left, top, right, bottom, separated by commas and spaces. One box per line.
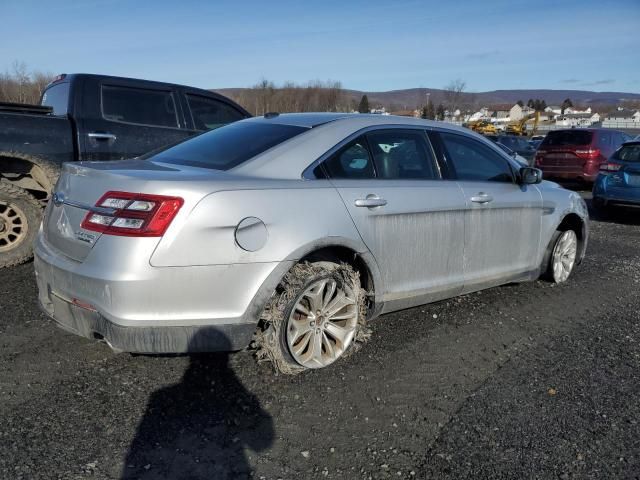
0, 181, 42, 268
31, 157, 61, 193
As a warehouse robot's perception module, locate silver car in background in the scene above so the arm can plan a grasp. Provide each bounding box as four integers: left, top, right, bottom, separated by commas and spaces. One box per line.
34, 113, 588, 373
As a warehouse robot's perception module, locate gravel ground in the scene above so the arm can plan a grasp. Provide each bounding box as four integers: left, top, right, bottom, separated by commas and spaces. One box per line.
1, 199, 639, 480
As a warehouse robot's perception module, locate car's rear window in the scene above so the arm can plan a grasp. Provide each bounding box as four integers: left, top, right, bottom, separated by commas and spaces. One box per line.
41, 82, 70, 115
150, 122, 308, 170
612, 143, 640, 163
542, 130, 593, 146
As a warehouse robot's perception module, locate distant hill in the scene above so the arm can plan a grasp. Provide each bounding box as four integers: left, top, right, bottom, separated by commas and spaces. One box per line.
215, 87, 640, 111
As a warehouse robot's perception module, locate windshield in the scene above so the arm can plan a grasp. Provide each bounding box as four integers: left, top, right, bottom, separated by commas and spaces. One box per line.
499, 136, 528, 150
612, 144, 640, 163
542, 130, 593, 146
150, 121, 308, 170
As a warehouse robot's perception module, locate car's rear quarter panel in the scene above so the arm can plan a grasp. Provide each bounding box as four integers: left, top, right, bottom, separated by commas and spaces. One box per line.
150, 180, 367, 266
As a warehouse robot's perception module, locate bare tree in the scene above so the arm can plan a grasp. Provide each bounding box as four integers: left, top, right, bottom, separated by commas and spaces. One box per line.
222, 78, 350, 115
0, 61, 55, 104
442, 79, 467, 114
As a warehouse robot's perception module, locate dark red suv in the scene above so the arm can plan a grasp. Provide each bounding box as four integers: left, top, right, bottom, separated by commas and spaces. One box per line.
535, 129, 631, 183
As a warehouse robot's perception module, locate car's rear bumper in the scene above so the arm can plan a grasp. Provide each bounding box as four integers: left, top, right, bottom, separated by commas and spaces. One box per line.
596, 195, 640, 207
38, 292, 256, 353
34, 232, 290, 353
539, 167, 598, 183
593, 180, 640, 207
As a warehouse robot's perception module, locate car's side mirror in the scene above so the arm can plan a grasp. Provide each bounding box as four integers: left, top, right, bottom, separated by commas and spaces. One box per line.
520, 167, 543, 184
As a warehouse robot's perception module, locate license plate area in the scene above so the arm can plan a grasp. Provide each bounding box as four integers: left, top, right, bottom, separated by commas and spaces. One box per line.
626, 174, 640, 186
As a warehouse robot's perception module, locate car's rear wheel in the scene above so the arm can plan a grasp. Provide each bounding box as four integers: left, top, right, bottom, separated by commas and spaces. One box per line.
0, 182, 42, 268
548, 229, 578, 283
255, 261, 369, 374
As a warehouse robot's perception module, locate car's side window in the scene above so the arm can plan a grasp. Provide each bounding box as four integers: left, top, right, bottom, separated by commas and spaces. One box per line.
102, 85, 179, 128
366, 130, 438, 179
323, 138, 375, 179
186, 94, 246, 131
439, 132, 514, 183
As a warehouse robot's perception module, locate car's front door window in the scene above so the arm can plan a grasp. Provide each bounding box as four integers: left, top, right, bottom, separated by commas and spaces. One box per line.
440, 132, 514, 183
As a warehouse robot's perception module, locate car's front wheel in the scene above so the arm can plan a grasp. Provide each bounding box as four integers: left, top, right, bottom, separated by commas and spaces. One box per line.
548, 229, 578, 283
255, 261, 369, 374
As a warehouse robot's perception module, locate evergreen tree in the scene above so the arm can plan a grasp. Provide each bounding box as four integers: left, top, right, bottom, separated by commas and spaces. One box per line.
421, 100, 436, 120
527, 99, 535, 108
427, 102, 436, 120
357, 95, 370, 113
517, 100, 524, 107
436, 104, 445, 121
561, 98, 573, 114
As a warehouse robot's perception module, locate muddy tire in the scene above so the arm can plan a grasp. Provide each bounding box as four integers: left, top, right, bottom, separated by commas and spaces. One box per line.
32, 157, 61, 194
0, 181, 42, 268
254, 261, 370, 375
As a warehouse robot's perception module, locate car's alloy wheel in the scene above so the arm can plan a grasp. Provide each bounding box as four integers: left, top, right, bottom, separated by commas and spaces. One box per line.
0, 182, 42, 268
551, 230, 577, 283
0, 201, 28, 252
286, 276, 359, 369
255, 261, 369, 375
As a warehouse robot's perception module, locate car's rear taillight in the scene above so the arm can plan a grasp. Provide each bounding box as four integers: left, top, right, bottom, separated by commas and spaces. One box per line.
575, 148, 601, 159
599, 162, 622, 172
81, 191, 184, 237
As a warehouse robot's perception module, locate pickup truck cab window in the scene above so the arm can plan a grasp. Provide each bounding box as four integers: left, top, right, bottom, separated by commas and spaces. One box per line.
41, 82, 70, 116
101, 85, 179, 128
186, 94, 246, 131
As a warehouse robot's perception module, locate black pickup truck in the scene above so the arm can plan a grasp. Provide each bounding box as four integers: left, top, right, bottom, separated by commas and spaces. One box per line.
0, 73, 250, 267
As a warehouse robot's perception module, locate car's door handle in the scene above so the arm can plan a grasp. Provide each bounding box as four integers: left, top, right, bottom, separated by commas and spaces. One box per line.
87, 132, 117, 141
470, 193, 493, 204
354, 195, 387, 208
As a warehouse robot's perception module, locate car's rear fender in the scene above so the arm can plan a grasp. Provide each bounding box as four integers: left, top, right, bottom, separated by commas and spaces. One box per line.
150, 181, 366, 267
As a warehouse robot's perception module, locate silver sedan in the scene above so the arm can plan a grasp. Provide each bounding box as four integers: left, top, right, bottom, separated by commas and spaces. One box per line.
34, 113, 588, 373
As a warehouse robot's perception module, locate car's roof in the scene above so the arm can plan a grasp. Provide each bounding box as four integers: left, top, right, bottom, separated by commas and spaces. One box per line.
245, 112, 448, 129
233, 112, 503, 179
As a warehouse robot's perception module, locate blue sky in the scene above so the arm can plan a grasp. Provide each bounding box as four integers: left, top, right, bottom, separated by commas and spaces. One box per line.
2, 0, 639, 92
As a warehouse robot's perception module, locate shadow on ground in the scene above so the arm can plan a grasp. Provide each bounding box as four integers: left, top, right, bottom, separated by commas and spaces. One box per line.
122, 333, 274, 480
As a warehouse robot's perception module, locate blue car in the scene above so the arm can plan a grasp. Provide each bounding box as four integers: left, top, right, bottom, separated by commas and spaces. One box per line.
593, 141, 640, 210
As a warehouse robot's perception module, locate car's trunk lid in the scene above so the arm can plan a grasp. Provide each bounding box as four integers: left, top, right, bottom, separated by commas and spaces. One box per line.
537, 130, 595, 168
620, 164, 640, 188
43, 159, 232, 262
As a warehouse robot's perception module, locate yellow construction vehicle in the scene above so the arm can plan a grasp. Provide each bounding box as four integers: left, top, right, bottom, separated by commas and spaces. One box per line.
467, 120, 497, 135
505, 111, 540, 136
